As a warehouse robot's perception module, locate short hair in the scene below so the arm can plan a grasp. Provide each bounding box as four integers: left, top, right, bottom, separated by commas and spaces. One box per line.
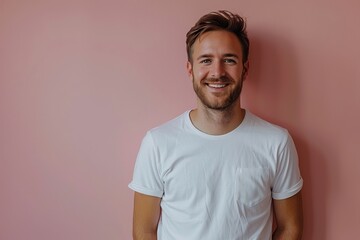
186, 10, 249, 64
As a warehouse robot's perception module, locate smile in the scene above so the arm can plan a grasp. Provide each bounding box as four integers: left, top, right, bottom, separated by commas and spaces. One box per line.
206, 83, 228, 88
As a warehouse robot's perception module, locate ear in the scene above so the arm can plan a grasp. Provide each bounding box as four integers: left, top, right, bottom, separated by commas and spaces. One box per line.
186, 61, 193, 81
242, 61, 250, 80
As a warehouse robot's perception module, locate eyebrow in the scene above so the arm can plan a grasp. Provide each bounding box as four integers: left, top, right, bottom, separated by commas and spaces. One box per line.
196, 53, 239, 60
196, 54, 213, 61
223, 53, 239, 59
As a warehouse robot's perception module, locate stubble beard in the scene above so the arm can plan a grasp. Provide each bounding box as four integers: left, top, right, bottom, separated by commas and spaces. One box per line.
192, 75, 244, 111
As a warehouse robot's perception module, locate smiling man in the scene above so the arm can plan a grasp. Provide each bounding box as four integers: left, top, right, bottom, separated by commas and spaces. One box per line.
129, 10, 303, 240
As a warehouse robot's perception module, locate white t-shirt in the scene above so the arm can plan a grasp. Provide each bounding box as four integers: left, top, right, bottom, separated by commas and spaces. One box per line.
129, 110, 303, 240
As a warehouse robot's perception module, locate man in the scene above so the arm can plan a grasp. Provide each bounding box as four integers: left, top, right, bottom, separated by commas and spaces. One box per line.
129, 10, 303, 240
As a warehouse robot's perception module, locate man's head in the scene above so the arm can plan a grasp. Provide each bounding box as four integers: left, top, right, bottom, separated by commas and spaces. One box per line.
186, 10, 249, 64
186, 10, 250, 111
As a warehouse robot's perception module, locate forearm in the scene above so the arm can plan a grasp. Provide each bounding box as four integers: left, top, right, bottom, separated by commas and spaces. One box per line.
272, 192, 303, 240
132, 192, 161, 240
133, 231, 157, 240
272, 226, 302, 240
133, 220, 158, 240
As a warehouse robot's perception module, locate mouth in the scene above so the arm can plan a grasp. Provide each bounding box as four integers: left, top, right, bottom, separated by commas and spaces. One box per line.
206, 83, 229, 89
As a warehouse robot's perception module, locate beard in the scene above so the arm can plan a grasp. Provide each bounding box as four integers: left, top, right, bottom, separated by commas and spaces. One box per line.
192, 75, 244, 111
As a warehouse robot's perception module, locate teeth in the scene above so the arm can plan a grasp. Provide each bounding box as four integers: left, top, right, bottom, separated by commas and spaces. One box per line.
208, 84, 226, 88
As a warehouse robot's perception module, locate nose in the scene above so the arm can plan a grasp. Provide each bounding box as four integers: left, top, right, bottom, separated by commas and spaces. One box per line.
210, 61, 225, 78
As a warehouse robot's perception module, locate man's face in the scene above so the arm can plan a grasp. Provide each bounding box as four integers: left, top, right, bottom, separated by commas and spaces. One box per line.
187, 30, 248, 111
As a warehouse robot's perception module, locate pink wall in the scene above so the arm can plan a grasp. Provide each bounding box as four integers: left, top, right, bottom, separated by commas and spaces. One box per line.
1, 0, 359, 239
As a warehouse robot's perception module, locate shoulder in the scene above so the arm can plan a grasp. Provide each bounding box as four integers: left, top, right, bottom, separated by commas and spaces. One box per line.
243, 111, 292, 147
245, 111, 288, 135
146, 111, 190, 143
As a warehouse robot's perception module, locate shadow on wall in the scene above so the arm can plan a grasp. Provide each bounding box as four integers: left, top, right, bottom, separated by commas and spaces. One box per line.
242, 31, 329, 240
243, 30, 298, 126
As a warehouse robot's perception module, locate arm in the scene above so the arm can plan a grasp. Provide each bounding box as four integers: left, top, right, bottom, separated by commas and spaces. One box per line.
272, 191, 303, 240
132, 192, 161, 240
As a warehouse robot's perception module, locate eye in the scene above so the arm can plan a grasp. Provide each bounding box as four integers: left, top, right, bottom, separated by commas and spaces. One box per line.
224, 58, 237, 64
200, 59, 212, 64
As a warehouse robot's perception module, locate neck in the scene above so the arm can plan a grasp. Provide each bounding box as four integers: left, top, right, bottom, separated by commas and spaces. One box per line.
190, 102, 245, 135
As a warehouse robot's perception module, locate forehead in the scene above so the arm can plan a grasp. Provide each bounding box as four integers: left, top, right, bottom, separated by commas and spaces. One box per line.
192, 30, 243, 57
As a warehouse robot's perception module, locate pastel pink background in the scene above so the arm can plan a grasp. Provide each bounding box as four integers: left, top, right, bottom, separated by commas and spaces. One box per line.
1, 0, 359, 239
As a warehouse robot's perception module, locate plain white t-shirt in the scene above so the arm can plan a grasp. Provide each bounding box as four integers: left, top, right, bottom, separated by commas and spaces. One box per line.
129, 110, 303, 240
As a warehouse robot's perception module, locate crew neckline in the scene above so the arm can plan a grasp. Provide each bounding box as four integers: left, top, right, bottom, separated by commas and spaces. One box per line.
185, 109, 249, 139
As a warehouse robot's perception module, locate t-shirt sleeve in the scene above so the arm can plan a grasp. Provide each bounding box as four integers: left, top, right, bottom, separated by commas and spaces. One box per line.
272, 132, 303, 200
128, 132, 164, 198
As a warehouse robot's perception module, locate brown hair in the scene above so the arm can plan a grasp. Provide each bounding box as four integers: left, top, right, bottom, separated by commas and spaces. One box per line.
186, 10, 249, 64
